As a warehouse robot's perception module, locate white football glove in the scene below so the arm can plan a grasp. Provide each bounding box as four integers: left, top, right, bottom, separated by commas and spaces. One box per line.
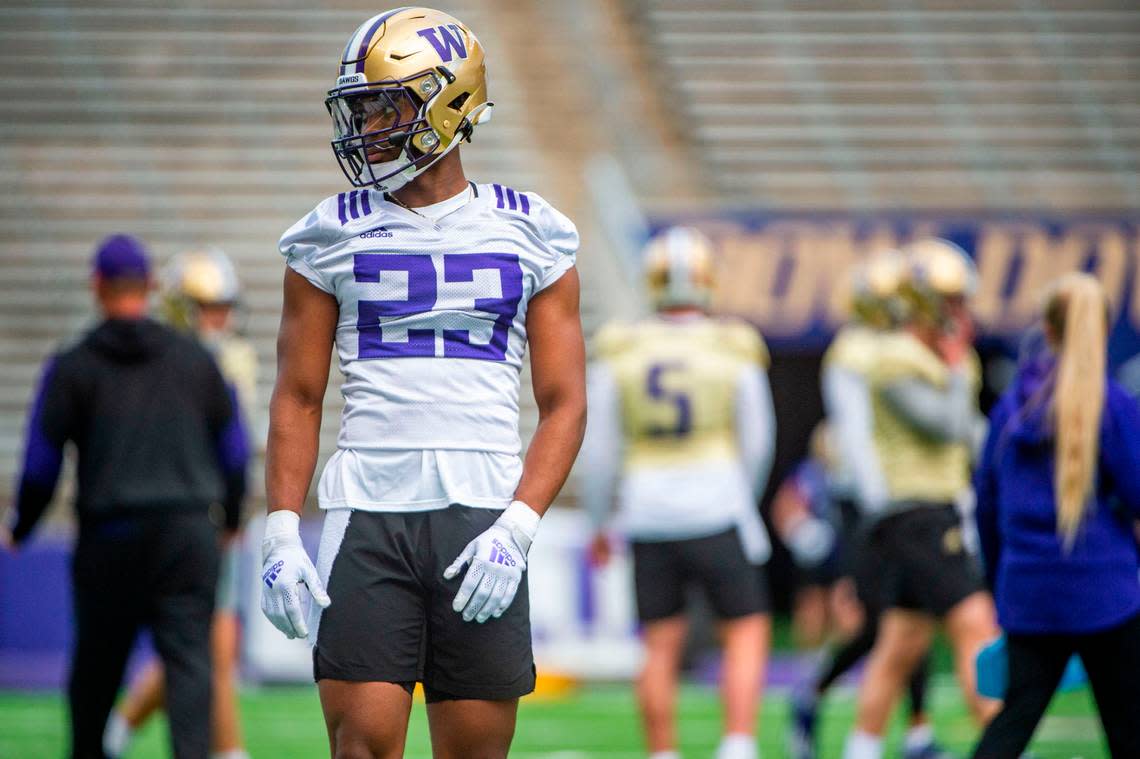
786, 515, 837, 569
260, 510, 330, 639
444, 500, 540, 624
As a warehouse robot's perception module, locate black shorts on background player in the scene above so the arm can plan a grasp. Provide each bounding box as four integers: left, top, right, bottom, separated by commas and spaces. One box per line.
631, 527, 769, 623
859, 502, 983, 616
314, 505, 535, 702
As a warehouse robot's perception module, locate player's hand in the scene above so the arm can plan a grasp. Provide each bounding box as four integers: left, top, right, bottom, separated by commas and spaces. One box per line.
786, 515, 836, 568
588, 532, 612, 567
444, 500, 540, 623
260, 510, 329, 639
0, 526, 14, 553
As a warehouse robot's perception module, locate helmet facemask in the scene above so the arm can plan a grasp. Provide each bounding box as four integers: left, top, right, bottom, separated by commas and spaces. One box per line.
326, 74, 450, 193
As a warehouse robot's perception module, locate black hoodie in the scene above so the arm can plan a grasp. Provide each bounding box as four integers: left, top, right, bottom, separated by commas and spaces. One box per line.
12, 318, 235, 539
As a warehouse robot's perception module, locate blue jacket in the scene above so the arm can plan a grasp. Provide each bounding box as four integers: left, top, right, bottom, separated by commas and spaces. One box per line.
974, 355, 1140, 635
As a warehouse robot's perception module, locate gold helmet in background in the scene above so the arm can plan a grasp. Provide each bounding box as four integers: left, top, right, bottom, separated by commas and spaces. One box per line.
327, 7, 493, 192
643, 226, 716, 311
901, 238, 978, 328
849, 248, 908, 329
160, 248, 241, 332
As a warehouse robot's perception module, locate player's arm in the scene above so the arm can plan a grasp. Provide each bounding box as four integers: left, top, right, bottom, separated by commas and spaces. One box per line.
823, 366, 889, 513
260, 268, 336, 638
515, 267, 588, 514
444, 268, 587, 623
880, 370, 976, 442
580, 361, 622, 564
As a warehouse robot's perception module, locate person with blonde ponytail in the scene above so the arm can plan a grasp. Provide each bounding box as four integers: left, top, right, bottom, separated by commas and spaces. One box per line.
972, 272, 1140, 758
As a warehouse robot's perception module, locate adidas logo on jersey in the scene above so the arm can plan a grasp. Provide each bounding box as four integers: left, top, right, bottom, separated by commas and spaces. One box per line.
359, 225, 393, 239
488, 539, 517, 567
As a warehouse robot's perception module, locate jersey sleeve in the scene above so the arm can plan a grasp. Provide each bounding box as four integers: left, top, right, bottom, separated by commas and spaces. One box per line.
528, 193, 579, 292
279, 199, 336, 294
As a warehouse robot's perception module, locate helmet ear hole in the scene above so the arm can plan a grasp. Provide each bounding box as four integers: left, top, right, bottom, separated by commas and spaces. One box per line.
447, 92, 470, 111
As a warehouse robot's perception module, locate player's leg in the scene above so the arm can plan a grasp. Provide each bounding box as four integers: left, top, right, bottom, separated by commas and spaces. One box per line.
69, 529, 143, 759
104, 659, 164, 758
971, 632, 1069, 759
688, 529, 771, 759
210, 609, 246, 757
793, 584, 830, 649
850, 609, 936, 740
717, 613, 769, 758
626, 536, 688, 757
893, 504, 999, 726
638, 615, 689, 756
1074, 610, 1140, 757
210, 537, 246, 757
149, 512, 219, 759
426, 696, 518, 759
313, 509, 425, 759
319, 681, 413, 759
943, 592, 1001, 725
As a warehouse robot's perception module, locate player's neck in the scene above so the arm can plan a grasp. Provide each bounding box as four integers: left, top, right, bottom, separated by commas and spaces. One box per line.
389, 151, 468, 208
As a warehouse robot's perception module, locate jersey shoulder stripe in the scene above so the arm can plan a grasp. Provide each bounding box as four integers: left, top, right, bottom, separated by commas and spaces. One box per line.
336, 190, 375, 225
491, 183, 531, 215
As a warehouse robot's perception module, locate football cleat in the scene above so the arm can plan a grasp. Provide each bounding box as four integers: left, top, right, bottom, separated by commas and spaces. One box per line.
849, 248, 908, 329
642, 226, 716, 311
901, 238, 978, 329
788, 685, 818, 759
327, 7, 494, 192
160, 247, 241, 331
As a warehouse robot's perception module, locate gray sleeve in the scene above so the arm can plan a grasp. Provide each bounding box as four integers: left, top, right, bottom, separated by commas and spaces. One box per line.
822, 366, 889, 514
880, 370, 976, 443
579, 363, 623, 529
735, 365, 776, 499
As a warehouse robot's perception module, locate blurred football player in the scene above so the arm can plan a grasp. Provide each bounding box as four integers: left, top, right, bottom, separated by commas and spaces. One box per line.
790, 252, 946, 759
843, 240, 999, 759
105, 248, 254, 759
583, 227, 775, 759
770, 422, 857, 650
257, 9, 585, 758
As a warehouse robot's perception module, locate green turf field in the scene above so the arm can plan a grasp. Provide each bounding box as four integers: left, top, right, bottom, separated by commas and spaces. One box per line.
0, 679, 1106, 758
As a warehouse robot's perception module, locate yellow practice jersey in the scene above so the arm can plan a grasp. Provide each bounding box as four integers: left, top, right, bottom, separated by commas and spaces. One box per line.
213, 336, 259, 423
867, 331, 980, 503
594, 315, 768, 472
822, 323, 880, 378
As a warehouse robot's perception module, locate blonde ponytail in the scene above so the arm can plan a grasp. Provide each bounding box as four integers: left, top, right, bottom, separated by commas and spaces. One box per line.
1045, 273, 1108, 549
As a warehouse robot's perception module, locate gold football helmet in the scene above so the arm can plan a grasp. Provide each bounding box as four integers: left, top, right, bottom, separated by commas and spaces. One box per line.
643, 226, 716, 311
901, 238, 978, 327
849, 248, 908, 329
160, 248, 241, 332
327, 7, 493, 192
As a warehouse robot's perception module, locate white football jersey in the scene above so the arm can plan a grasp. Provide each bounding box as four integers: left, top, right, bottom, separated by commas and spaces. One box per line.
280, 182, 577, 511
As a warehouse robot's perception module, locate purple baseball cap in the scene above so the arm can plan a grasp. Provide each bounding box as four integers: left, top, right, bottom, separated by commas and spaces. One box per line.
93, 234, 151, 280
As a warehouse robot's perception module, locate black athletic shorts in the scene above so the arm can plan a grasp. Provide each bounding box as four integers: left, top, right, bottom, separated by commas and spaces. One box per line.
631, 527, 770, 623
312, 506, 535, 702
855, 502, 984, 617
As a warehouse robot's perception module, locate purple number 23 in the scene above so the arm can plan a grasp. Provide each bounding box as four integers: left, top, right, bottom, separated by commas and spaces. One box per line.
355, 253, 523, 361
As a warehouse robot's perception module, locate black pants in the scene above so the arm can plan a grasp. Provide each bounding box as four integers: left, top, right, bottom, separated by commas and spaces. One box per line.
973, 610, 1140, 759
69, 511, 219, 759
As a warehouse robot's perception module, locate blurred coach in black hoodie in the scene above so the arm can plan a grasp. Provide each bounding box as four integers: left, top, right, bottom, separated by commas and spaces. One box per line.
2, 235, 248, 759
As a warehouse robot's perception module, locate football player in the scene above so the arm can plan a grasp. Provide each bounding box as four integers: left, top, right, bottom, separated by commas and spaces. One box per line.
789, 252, 947, 759
842, 240, 1000, 759
257, 9, 586, 759
105, 248, 254, 759
582, 227, 775, 759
